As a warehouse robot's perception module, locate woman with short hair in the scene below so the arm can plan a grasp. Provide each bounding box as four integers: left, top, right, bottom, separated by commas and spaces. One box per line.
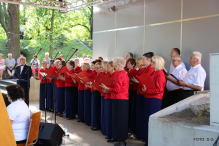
39, 60, 48, 110
56, 61, 66, 116
126, 58, 136, 129
63, 60, 77, 120
142, 56, 166, 146
6, 84, 30, 144
0, 53, 5, 79
131, 52, 154, 139
82, 63, 93, 125
101, 57, 129, 146
90, 62, 102, 130
102, 61, 117, 141
31, 55, 40, 77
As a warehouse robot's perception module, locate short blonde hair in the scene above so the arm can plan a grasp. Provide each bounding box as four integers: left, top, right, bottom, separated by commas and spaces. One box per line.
83, 63, 90, 70
113, 57, 126, 68
107, 61, 114, 67
102, 61, 108, 71
152, 56, 165, 71
0, 53, 3, 57
136, 57, 144, 68
42, 60, 47, 64
45, 52, 49, 56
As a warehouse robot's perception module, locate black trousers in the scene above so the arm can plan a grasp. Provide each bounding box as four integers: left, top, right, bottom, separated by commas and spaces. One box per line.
161, 86, 169, 109
17, 82, 30, 106
172, 89, 195, 103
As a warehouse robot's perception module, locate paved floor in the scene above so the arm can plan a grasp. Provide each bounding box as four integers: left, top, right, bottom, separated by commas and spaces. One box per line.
29, 101, 145, 146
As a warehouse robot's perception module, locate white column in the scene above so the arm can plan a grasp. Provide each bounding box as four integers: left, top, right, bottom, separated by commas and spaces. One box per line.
210, 53, 219, 126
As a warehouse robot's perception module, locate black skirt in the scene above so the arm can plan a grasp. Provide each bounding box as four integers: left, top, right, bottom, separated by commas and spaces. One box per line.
112, 99, 129, 141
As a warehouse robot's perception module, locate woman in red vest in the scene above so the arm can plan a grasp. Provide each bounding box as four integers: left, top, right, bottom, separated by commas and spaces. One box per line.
131, 52, 154, 139
101, 57, 129, 146
39, 60, 48, 110
142, 56, 166, 146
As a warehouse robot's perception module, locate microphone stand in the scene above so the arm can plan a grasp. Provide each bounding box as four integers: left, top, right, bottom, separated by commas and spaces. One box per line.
51, 48, 78, 124
25, 48, 42, 106
41, 51, 60, 123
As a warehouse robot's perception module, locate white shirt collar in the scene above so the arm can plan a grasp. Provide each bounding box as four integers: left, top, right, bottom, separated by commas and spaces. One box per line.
191, 64, 201, 69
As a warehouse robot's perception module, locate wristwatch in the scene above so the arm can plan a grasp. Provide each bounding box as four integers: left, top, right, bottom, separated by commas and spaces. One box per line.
186, 83, 189, 87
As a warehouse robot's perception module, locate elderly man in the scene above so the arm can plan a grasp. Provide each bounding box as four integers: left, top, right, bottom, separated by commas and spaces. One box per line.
167, 51, 206, 102
125, 52, 133, 61
166, 55, 187, 106
14, 57, 32, 106
6, 53, 16, 79
169, 48, 186, 73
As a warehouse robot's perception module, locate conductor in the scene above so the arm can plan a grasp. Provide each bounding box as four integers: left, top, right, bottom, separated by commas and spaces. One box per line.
14, 57, 32, 106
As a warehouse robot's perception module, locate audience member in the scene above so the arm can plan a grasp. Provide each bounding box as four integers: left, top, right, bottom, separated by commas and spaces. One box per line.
6, 53, 16, 78
0, 53, 5, 80
6, 84, 30, 144
43, 52, 51, 66
16, 54, 24, 65
31, 55, 40, 77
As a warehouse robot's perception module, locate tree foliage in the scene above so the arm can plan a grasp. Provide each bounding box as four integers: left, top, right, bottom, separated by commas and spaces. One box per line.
0, 5, 93, 64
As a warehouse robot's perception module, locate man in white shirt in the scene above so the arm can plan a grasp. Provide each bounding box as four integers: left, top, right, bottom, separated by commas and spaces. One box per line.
167, 51, 206, 102
169, 48, 186, 73
166, 55, 187, 105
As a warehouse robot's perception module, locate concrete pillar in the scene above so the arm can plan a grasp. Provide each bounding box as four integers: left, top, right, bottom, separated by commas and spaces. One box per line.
210, 53, 219, 126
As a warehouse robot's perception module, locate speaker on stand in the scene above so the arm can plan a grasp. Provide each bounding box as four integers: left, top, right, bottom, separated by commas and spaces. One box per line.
35, 122, 64, 146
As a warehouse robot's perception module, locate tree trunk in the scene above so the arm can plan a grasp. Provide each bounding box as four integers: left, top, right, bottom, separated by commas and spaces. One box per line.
90, 6, 93, 40
8, 4, 20, 59
49, 9, 55, 59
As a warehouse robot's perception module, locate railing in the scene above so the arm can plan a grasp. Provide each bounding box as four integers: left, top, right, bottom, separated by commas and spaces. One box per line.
0, 0, 114, 12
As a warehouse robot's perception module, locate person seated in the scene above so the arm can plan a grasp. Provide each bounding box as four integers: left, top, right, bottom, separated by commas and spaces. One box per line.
6, 84, 30, 144
5, 53, 16, 79
43, 52, 51, 67
166, 55, 187, 106
31, 55, 40, 77
16, 54, 25, 66
0, 53, 5, 80
167, 51, 206, 102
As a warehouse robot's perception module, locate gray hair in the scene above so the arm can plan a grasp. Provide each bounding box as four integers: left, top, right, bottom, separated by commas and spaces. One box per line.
8, 53, 12, 56
193, 51, 202, 63
113, 57, 126, 68
172, 55, 182, 62
54, 60, 60, 66
75, 58, 79, 63
45, 52, 49, 56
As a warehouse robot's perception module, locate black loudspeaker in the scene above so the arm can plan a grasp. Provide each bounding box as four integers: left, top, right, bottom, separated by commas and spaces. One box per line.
35, 123, 64, 146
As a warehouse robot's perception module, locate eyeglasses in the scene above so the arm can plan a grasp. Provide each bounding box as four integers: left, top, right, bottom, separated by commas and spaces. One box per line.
171, 60, 178, 62
190, 57, 197, 60
151, 62, 155, 64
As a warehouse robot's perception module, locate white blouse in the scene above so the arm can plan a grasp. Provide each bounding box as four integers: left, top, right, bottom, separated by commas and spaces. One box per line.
7, 99, 30, 141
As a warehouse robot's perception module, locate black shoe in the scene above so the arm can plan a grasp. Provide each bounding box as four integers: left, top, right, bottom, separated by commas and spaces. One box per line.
91, 127, 99, 131
107, 139, 118, 142
114, 142, 126, 146
105, 137, 112, 139
77, 120, 83, 122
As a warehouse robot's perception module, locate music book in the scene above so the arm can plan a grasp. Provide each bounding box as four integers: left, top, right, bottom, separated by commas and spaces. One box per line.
17, 79, 28, 83
58, 66, 67, 77
69, 73, 80, 83
81, 77, 91, 85
137, 73, 156, 89
75, 66, 82, 73
128, 69, 141, 79
170, 74, 179, 80
163, 69, 168, 76
34, 77, 42, 80
47, 67, 58, 78
90, 81, 103, 92
95, 73, 114, 88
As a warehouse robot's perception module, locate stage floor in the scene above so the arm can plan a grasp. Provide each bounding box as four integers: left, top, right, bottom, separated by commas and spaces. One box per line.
29, 101, 144, 146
